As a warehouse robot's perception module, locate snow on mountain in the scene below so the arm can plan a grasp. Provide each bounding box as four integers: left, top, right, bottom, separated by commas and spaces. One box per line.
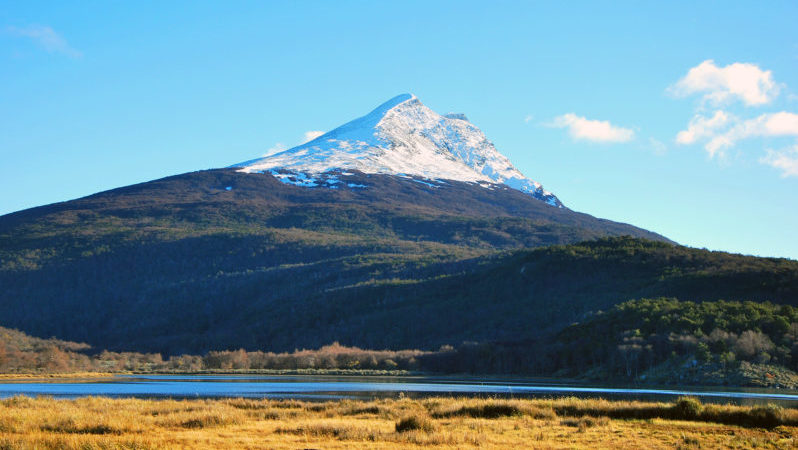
235, 94, 562, 207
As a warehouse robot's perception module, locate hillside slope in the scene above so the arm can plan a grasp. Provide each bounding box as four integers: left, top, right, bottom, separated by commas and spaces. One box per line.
251, 237, 798, 351
0, 168, 673, 354
1, 169, 794, 357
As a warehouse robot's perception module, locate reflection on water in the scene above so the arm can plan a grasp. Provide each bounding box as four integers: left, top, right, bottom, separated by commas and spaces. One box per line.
0, 375, 796, 406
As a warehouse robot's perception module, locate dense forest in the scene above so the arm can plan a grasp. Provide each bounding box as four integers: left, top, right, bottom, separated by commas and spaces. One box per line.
558, 298, 798, 375
2, 225, 797, 354
423, 298, 798, 387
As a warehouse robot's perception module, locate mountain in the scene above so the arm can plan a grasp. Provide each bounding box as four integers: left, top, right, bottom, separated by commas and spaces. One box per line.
1, 94, 796, 383
0, 93, 704, 355
235, 94, 562, 207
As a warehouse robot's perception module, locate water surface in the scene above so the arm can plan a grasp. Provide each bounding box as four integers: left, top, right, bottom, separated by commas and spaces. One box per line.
1, 375, 796, 406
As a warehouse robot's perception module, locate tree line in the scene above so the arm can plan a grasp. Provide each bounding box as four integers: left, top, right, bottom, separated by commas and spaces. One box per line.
3, 298, 798, 389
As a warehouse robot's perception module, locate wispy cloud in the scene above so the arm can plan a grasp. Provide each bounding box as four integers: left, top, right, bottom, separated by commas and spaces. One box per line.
548, 113, 634, 143
669, 60, 778, 107
301, 130, 324, 143
760, 144, 798, 177
648, 138, 668, 156
6, 25, 81, 58
264, 130, 327, 156
524, 114, 534, 123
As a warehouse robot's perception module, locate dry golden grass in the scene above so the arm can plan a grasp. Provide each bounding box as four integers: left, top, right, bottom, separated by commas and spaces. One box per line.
0, 395, 795, 449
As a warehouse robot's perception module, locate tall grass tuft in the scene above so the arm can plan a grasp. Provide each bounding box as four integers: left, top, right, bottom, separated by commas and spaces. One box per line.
395, 414, 437, 433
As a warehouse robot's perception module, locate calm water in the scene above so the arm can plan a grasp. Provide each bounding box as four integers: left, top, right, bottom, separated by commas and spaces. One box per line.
1, 375, 797, 406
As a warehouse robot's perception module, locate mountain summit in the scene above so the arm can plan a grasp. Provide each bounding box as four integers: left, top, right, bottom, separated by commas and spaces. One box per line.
235, 94, 562, 207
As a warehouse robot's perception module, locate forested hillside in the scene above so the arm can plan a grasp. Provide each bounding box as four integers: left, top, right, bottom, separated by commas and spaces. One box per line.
2, 209, 796, 356
0, 169, 667, 354
557, 298, 798, 382
1, 169, 796, 363
3, 233, 798, 385
424, 297, 798, 388
268, 237, 798, 353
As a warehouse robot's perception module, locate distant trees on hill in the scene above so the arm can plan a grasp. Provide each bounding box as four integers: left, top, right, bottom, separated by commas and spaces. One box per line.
2, 298, 797, 389
553, 298, 798, 377
0, 331, 428, 374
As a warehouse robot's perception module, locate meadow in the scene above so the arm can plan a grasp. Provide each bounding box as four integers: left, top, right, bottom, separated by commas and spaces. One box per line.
0, 395, 795, 449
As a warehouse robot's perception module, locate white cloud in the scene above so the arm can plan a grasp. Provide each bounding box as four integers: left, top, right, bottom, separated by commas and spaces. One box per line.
669, 60, 798, 176
706, 111, 798, 157
670, 60, 778, 106
760, 145, 798, 177
676, 110, 798, 158
549, 113, 634, 143
301, 130, 324, 143
6, 25, 81, 58
524, 114, 534, 123
676, 110, 731, 145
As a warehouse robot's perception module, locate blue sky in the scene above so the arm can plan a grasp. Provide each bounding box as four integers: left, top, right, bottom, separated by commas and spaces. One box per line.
1, 1, 797, 259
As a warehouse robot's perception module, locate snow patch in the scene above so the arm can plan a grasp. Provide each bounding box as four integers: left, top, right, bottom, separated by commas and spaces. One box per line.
269, 170, 319, 187
265, 169, 365, 189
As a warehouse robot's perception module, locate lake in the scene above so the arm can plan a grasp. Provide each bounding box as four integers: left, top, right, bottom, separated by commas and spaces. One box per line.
1, 375, 797, 406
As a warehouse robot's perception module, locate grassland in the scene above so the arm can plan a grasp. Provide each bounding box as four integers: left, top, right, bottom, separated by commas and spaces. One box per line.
0, 395, 795, 449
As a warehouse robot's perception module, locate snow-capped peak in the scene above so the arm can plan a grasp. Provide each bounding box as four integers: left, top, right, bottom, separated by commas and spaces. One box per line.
235, 94, 562, 207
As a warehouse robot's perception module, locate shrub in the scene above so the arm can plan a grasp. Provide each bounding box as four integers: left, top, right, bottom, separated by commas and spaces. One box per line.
396, 414, 436, 433
672, 397, 702, 420
561, 416, 609, 432
463, 403, 521, 418
747, 405, 783, 428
